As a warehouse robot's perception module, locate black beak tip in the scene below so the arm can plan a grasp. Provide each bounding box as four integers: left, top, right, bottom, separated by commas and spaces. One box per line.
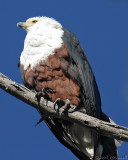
17, 22, 24, 28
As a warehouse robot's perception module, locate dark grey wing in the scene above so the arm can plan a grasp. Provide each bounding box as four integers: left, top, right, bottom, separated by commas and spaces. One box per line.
61, 29, 118, 159
62, 28, 102, 119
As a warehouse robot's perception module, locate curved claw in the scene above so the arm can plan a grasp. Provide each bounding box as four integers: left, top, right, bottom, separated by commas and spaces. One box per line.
53, 98, 65, 110
35, 88, 51, 101
53, 98, 76, 115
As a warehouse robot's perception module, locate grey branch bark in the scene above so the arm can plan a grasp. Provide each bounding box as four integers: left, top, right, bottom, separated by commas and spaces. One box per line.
0, 72, 128, 142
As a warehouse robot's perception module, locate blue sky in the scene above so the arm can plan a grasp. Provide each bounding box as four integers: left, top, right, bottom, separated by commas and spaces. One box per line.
0, 0, 128, 159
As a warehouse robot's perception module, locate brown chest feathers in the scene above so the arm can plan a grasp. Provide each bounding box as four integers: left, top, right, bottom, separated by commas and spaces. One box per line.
21, 44, 81, 106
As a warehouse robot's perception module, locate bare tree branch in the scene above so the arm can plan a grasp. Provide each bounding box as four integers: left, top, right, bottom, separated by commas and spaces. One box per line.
0, 72, 128, 142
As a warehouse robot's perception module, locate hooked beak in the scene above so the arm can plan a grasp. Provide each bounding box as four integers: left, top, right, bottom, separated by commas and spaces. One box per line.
17, 22, 25, 28
17, 22, 29, 31
17, 21, 34, 31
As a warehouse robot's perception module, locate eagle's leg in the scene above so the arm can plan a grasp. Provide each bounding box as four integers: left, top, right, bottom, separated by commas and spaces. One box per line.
54, 98, 76, 115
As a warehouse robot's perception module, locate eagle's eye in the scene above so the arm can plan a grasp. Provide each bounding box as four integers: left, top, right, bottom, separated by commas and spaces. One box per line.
32, 20, 38, 23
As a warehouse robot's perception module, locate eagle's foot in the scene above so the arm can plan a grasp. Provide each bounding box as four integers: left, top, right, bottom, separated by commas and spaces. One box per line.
54, 98, 74, 115
35, 88, 51, 101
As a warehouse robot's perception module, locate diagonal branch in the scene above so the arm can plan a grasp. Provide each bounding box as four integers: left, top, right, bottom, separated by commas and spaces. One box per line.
0, 72, 128, 142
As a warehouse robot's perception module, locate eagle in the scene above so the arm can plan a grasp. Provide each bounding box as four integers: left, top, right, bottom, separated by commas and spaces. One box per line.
17, 17, 121, 160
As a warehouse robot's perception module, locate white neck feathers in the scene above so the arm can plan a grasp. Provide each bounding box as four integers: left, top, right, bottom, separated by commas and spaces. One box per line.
20, 17, 64, 69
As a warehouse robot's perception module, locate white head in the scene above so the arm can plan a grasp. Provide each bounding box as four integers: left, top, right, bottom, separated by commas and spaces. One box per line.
18, 16, 64, 69
17, 16, 62, 32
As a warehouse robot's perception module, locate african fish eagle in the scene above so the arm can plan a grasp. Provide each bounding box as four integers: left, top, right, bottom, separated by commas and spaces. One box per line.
17, 16, 121, 160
